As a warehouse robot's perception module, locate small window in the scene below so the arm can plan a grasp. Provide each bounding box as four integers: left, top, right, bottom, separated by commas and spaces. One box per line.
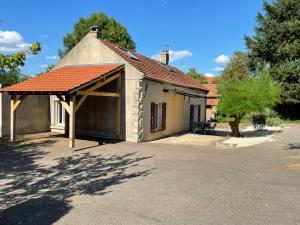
55, 100, 65, 126
151, 102, 167, 132
156, 103, 163, 130
120, 48, 140, 61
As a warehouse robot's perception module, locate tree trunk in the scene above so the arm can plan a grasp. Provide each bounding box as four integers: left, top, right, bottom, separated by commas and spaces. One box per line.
229, 116, 242, 137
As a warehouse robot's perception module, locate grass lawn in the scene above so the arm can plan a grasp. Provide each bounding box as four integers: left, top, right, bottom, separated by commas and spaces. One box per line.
283, 119, 300, 123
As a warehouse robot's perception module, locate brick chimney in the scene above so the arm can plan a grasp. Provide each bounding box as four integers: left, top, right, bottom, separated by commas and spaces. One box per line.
90, 26, 100, 38
160, 50, 169, 65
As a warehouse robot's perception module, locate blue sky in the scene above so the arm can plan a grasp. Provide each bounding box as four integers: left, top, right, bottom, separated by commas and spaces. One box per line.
0, 0, 263, 76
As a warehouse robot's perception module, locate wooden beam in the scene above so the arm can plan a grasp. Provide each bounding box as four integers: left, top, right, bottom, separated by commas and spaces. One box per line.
115, 75, 121, 139
77, 91, 120, 97
69, 95, 76, 148
75, 95, 87, 113
13, 95, 27, 112
56, 95, 71, 114
10, 95, 16, 141
74, 73, 120, 112
87, 73, 120, 93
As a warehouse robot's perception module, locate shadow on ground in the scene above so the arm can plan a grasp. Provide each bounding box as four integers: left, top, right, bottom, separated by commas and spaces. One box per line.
0, 139, 152, 225
286, 143, 300, 150
192, 128, 279, 138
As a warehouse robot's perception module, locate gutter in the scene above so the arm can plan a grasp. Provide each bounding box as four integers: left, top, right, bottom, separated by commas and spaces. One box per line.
145, 77, 209, 93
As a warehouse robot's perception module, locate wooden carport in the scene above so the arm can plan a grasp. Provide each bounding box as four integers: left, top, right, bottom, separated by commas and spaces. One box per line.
0, 64, 124, 148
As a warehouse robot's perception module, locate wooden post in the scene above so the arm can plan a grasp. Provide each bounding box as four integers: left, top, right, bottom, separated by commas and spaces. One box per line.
69, 95, 76, 148
10, 95, 16, 142
115, 75, 121, 139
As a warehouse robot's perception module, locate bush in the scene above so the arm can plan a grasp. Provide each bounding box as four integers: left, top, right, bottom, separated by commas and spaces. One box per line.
266, 117, 282, 127
262, 107, 283, 126
251, 113, 266, 129
263, 108, 278, 119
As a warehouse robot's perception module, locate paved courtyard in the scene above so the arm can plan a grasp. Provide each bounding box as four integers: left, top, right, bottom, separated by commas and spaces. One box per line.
0, 124, 300, 225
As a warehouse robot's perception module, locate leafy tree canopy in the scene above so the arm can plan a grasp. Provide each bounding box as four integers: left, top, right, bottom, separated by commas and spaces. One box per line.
59, 12, 136, 58
220, 51, 251, 81
186, 68, 208, 84
245, 0, 300, 115
0, 42, 41, 86
0, 71, 28, 87
217, 74, 280, 137
35, 64, 56, 76
0, 42, 41, 73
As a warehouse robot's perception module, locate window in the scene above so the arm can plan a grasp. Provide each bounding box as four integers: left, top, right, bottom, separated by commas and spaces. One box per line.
151, 102, 166, 132
54, 100, 65, 126
120, 48, 140, 61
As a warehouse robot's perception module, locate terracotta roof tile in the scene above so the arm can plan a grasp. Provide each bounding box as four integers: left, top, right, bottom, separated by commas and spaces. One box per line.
0, 64, 123, 93
101, 39, 208, 92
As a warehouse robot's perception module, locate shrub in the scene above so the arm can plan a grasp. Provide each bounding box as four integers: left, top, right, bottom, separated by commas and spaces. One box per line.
263, 107, 283, 126
251, 113, 266, 129
266, 117, 282, 127
263, 108, 278, 119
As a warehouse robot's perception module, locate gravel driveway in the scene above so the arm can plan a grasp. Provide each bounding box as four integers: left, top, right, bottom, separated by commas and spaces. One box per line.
0, 124, 299, 225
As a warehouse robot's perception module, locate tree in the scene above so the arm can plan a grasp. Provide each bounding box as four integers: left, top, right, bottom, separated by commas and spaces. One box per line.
35, 64, 56, 76
220, 51, 251, 80
217, 75, 280, 137
0, 42, 41, 86
59, 12, 136, 58
186, 68, 207, 84
0, 71, 28, 87
245, 0, 300, 118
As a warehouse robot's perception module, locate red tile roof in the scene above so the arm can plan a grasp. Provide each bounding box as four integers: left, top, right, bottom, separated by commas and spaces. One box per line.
0, 64, 124, 93
205, 77, 219, 106
101, 39, 208, 92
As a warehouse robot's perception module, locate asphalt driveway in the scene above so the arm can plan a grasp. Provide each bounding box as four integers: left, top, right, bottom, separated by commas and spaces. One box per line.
0, 124, 299, 225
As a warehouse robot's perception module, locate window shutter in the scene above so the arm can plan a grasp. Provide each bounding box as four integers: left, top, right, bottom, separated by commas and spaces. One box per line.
198, 105, 201, 122
150, 102, 155, 133
162, 103, 167, 131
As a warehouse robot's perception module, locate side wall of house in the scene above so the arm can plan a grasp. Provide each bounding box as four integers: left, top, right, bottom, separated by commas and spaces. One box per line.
0, 91, 50, 137
140, 80, 206, 141
52, 33, 143, 142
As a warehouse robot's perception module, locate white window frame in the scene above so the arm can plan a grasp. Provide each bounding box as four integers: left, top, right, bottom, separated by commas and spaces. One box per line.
54, 99, 65, 126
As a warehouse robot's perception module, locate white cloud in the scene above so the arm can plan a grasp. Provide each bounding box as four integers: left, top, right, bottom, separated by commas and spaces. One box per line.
0, 31, 23, 44
213, 67, 224, 72
0, 30, 32, 53
151, 50, 192, 63
46, 55, 58, 60
40, 64, 49, 68
214, 54, 230, 64
0, 43, 31, 52
204, 73, 215, 77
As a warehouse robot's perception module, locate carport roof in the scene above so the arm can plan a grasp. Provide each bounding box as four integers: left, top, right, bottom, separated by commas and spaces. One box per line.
0, 64, 124, 94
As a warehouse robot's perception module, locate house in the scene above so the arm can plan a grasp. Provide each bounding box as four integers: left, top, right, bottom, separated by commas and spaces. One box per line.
205, 77, 219, 120
0, 27, 208, 147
